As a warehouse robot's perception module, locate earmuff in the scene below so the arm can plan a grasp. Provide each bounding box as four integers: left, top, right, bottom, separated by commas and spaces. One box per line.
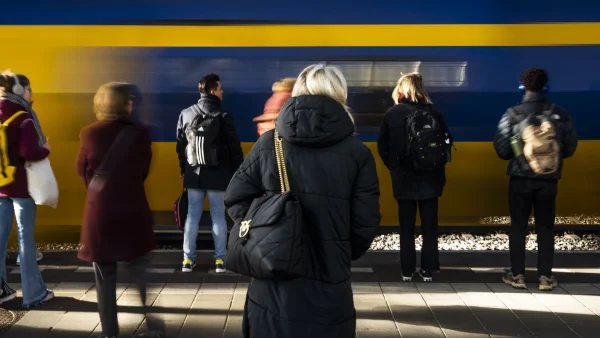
12, 74, 25, 96
519, 82, 549, 93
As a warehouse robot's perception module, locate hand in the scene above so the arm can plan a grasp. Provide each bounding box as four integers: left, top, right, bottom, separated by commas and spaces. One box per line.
42, 138, 51, 151
180, 173, 184, 180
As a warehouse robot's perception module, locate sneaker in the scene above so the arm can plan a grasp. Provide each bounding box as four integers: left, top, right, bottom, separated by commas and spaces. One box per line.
41, 290, 55, 303
16, 249, 43, 265
502, 271, 527, 289
539, 275, 558, 291
401, 271, 413, 282
0, 285, 17, 305
215, 259, 226, 273
182, 259, 196, 272
419, 269, 433, 282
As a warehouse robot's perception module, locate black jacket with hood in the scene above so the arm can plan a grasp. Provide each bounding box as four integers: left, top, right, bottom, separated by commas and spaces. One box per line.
493, 92, 578, 179
176, 93, 244, 190
224, 94, 381, 338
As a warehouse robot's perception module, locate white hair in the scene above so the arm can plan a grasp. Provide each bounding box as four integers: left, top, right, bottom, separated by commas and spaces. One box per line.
292, 64, 353, 123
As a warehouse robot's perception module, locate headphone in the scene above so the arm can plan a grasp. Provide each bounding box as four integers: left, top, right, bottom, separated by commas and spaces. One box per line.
519, 82, 549, 93
12, 74, 25, 96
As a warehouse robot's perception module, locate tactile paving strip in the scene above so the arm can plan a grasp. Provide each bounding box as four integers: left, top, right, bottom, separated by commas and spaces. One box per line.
0, 308, 27, 334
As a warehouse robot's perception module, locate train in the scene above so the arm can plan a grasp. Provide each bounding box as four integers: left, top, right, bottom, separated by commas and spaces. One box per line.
2, 0, 600, 241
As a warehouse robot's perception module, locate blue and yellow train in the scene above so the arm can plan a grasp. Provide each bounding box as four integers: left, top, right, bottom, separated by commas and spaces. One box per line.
2, 1, 600, 238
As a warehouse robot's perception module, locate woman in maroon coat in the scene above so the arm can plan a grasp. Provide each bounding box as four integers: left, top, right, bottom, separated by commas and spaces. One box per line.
76, 82, 162, 338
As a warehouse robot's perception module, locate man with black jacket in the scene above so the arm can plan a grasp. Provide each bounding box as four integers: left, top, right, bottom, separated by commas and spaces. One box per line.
176, 74, 244, 273
493, 68, 578, 291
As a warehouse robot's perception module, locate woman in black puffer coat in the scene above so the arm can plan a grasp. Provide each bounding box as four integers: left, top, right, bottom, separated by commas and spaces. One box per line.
224, 64, 381, 338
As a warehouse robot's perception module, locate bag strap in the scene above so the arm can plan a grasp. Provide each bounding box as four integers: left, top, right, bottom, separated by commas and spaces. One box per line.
2, 111, 27, 127
94, 125, 138, 178
274, 130, 290, 193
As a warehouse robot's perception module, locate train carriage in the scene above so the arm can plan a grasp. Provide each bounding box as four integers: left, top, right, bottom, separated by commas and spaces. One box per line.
1, 0, 600, 240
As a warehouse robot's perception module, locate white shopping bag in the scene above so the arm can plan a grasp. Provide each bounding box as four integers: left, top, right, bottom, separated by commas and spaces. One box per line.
25, 158, 59, 208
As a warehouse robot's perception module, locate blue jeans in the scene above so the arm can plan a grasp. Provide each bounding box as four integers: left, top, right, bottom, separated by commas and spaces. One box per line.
183, 189, 227, 262
0, 197, 49, 307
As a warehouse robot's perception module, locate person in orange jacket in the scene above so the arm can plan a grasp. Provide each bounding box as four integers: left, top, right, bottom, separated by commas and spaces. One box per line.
253, 78, 296, 137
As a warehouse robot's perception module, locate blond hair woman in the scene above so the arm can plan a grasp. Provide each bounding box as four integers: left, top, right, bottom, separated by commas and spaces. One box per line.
377, 72, 453, 283
225, 64, 381, 337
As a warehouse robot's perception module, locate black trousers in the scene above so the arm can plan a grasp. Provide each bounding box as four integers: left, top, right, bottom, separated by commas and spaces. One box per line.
398, 198, 440, 275
93, 255, 162, 337
508, 176, 558, 277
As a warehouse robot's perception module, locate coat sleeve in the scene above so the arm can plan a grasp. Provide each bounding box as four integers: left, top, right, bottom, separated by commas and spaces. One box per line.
376, 116, 391, 170
493, 111, 514, 160
175, 111, 187, 176
350, 149, 382, 260
76, 129, 88, 186
224, 141, 262, 222
17, 118, 49, 162
561, 112, 578, 159
221, 113, 244, 171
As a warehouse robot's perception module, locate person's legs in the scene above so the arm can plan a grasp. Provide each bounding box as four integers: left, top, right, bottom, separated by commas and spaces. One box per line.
93, 262, 119, 337
398, 199, 417, 280
207, 190, 227, 272
0, 197, 16, 304
182, 188, 206, 271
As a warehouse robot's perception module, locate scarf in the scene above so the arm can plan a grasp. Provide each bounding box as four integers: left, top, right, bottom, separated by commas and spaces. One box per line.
1, 93, 46, 146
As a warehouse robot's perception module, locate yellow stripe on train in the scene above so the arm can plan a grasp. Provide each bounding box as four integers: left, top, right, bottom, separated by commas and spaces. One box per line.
36, 141, 600, 227
3, 23, 600, 48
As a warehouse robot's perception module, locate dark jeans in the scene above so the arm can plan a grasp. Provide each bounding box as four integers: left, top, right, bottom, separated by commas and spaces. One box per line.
93, 255, 162, 337
508, 176, 558, 277
398, 198, 440, 275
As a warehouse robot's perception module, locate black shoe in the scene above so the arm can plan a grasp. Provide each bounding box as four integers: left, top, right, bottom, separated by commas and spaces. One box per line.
419, 269, 432, 282
401, 272, 413, 282
215, 259, 226, 273
0, 284, 16, 305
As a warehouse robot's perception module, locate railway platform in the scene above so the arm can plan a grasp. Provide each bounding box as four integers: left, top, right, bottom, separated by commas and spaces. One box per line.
0, 250, 599, 338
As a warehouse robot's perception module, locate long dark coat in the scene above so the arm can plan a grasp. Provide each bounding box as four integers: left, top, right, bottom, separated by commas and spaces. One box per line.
76, 119, 155, 263
377, 99, 452, 200
224, 95, 381, 338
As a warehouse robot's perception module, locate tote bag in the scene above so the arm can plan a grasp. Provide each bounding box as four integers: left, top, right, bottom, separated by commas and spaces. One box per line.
25, 158, 59, 208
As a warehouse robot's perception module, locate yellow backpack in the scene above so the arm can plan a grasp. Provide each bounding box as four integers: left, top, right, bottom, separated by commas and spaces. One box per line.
0, 110, 27, 187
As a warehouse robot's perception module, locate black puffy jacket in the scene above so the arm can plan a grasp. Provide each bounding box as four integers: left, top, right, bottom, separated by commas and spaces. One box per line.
224, 94, 381, 338
493, 92, 578, 179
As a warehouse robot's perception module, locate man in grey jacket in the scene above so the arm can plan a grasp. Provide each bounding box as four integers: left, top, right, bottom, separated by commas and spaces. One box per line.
493, 68, 578, 291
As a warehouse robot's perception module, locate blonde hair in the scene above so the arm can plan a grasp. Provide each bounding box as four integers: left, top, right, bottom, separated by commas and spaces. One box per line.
292, 64, 353, 122
272, 77, 296, 92
392, 72, 433, 105
93, 82, 134, 121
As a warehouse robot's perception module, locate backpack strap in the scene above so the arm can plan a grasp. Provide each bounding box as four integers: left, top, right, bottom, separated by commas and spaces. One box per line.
2, 111, 27, 126
542, 102, 555, 117
507, 107, 525, 123
190, 104, 202, 116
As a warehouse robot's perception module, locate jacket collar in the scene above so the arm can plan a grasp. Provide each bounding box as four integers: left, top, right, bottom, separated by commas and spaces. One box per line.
522, 92, 547, 103
199, 93, 222, 107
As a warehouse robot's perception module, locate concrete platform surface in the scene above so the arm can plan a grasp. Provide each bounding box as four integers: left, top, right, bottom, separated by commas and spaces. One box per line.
0, 251, 598, 337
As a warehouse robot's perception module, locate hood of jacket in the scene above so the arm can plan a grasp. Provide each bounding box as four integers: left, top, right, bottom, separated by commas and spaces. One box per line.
275, 94, 355, 148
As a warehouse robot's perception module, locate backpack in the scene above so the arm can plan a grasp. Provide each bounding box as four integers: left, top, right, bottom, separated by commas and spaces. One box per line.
508, 102, 560, 175
184, 105, 221, 167
0, 111, 27, 187
405, 106, 448, 171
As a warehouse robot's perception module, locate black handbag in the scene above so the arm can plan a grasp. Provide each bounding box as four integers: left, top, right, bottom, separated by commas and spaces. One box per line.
225, 130, 305, 279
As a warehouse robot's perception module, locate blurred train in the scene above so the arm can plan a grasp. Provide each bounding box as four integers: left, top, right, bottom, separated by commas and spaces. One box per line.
2, 0, 600, 240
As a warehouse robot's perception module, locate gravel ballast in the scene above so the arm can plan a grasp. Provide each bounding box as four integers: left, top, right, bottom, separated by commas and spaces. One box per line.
369, 232, 600, 251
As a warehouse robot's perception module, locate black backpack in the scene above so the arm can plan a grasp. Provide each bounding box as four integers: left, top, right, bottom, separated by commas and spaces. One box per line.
405, 106, 448, 171
184, 105, 221, 167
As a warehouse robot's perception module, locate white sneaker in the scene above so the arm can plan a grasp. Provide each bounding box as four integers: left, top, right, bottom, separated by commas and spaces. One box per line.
16, 249, 43, 265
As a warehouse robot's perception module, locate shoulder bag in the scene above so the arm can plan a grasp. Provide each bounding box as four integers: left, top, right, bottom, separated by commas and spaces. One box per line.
225, 130, 305, 279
